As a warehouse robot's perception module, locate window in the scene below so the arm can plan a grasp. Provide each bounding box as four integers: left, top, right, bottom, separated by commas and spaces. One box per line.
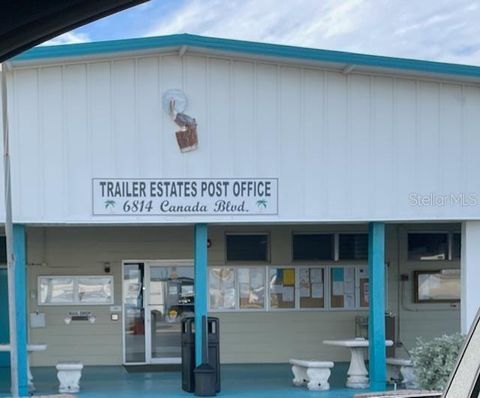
299, 267, 325, 309
414, 270, 460, 303
209, 268, 236, 311
269, 267, 296, 309
38, 275, 114, 305
238, 267, 265, 309
292, 234, 334, 261
452, 233, 461, 260
39, 277, 74, 304
226, 234, 269, 262
77, 276, 114, 304
408, 233, 448, 261
208, 265, 381, 312
0, 236, 6, 264
339, 234, 368, 260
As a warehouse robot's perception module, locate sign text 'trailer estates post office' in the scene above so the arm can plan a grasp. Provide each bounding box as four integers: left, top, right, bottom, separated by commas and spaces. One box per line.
92, 178, 278, 216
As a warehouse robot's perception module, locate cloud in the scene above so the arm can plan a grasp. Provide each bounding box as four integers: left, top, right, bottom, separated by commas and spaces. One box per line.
145, 0, 480, 65
42, 31, 90, 46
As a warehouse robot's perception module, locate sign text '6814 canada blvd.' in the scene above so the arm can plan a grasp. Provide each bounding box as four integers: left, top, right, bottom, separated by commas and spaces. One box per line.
92, 178, 278, 216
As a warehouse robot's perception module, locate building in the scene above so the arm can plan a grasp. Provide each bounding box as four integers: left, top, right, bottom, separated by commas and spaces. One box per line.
1, 33, 480, 392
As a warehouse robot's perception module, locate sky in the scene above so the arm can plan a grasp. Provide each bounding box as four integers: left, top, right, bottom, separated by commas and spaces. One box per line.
44, 0, 480, 66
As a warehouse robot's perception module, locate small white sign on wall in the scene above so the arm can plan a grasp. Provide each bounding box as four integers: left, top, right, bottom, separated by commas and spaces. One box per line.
92, 178, 278, 216
30, 312, 46, 328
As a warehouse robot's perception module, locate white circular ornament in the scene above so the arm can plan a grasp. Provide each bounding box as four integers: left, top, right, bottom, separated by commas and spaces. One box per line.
162, 89, 188, 114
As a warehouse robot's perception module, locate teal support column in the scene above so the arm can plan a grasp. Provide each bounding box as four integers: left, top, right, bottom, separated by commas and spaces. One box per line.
0, 268, 9, 366
194, 224, 208, 367
368, 222, 386, 390
13, 224, 28, 396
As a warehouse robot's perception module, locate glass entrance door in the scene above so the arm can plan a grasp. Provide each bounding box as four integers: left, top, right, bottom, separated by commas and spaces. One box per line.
123, 263, 146, 364
147, 265, 194, 363
123, 261, 194, 365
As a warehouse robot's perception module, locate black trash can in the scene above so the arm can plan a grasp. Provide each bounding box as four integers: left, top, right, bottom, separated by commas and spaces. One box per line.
194, 363, 216, 396
181, 316, 220, 393
181, 317, 196, 392
205, 317, 220, 393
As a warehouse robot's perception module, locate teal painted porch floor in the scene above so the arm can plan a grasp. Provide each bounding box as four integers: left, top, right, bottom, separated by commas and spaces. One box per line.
0, 363, 392, 398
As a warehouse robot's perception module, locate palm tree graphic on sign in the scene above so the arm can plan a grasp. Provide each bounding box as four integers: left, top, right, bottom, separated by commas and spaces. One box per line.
256, 199, 267, 209
104, 200, 116, 210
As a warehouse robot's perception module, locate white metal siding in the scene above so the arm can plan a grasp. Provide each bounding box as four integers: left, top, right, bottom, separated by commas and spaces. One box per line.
4, 53, 480, 223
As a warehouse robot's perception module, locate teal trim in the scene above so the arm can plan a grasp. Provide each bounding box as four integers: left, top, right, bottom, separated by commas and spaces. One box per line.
13, 224, 28, 396
194, 223, 208, 367
368, 222, 386, 390
12, 33, 480, 80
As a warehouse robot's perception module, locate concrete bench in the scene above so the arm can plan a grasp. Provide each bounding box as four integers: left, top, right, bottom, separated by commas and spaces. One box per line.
289, 359, 334, 391
386, 358, 418, 388
56, 362, 83, 393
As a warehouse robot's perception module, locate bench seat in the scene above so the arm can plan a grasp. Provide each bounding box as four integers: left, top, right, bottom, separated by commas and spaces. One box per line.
289, 359, 334, 391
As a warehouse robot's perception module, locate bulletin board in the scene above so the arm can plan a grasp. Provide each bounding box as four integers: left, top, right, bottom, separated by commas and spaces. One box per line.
357, 266, 369, 308
269, 267, 296, 309
355, 265, 389, 309
299, 267, 325, 308
330, 266, 356, 309
238, 267, 265, 309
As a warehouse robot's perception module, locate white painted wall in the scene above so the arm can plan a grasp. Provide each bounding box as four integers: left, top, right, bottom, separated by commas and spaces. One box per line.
392, 225, 461, 354
1, 51, 480, 223
26, 223, 460, 366
461, 221, 480, 333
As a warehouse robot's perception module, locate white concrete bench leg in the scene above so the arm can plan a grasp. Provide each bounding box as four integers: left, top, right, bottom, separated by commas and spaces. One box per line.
291, 365, 308, 386
386, 358, 418, 389
386, 363, 401, 384
56, 362, 83, 393
289, 359, 334, 391
306, 367, 331, 391
401, 365, 418, 389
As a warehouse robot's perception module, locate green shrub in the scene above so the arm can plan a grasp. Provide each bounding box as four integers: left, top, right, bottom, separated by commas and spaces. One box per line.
410, 333, 465, 391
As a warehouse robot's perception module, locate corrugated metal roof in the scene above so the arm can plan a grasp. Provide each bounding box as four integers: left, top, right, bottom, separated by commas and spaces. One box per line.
12, 33, 480, 81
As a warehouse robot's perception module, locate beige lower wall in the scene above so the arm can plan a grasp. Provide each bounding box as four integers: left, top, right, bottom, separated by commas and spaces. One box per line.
215, 311, 366, 363
26, 223, 461, 366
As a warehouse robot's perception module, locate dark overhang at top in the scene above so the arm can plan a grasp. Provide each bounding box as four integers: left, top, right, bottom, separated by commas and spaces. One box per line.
0, 0, 147, 63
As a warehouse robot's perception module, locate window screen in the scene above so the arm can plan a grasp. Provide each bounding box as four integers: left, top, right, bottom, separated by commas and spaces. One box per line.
226, 234, 269, 262
292, 234, 333, 261
408, 233, 448, 261
339, 234, 368, 260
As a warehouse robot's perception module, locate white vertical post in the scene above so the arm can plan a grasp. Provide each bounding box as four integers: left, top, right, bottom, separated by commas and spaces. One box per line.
2, 61, 20, 398
461, 221, 480, 334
